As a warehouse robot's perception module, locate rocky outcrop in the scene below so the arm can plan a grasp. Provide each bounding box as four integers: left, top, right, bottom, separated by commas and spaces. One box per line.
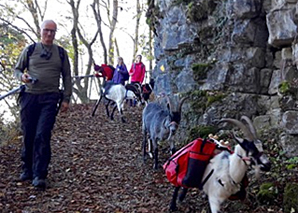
147, 0, 298, 157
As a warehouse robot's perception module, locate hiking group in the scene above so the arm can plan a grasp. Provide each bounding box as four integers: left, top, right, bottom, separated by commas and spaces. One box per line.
13, 19, 147, 190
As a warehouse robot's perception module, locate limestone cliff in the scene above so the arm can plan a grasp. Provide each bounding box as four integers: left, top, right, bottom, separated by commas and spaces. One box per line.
147, 0, 298, 157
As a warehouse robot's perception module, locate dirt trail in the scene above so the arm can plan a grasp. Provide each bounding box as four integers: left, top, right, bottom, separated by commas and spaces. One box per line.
0, 103, 280, 213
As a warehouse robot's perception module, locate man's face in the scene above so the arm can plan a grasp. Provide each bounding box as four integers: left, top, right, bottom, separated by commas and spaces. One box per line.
41, 21, 56, 45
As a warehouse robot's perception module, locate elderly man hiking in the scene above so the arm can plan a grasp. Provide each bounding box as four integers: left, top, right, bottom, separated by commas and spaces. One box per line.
14, 20, 72, 189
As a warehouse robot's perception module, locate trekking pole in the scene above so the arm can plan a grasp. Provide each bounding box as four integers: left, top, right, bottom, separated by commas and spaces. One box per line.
0, 77, 38, 101
0, 85, 25, 101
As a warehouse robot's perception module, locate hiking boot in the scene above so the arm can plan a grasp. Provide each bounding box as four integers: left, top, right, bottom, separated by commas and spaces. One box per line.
19, 171, 33, 181
32, 177, 46, 188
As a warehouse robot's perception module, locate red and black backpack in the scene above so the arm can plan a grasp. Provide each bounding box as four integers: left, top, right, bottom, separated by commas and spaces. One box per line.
163, 138, 217, 189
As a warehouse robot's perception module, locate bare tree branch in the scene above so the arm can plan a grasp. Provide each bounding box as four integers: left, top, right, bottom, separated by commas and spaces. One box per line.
0, 18, 35, 43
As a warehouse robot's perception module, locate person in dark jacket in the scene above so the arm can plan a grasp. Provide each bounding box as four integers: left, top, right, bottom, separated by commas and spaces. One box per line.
14, 20, 72, 189
112, 57, 128, 85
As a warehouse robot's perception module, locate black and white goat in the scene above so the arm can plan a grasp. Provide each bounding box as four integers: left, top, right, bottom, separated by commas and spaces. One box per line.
142, 95, 188, 169
141, 78, 155, 104
169, 116, 271, 213
91, 83, 142, 122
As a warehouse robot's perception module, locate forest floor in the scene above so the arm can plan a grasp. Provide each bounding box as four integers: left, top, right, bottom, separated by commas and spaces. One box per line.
0, 103, 295, 213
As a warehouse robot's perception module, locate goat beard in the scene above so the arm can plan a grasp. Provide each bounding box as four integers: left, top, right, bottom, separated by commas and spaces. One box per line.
167, 131, 173, 141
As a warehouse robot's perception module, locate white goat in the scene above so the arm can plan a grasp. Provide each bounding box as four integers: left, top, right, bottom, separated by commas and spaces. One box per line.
91, 83, 142, 122
169, 116, 271, 213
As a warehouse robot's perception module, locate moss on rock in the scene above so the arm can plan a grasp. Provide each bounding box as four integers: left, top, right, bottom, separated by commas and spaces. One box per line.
256, 182, 277, 205
206, 92, 227, 107
186, 125, 218, 142
283, 183, 298, 213
192, 63, 210, 81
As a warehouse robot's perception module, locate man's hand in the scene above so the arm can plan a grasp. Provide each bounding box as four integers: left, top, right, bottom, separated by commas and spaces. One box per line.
21, 73, 32, 83
60, 101, 69, 113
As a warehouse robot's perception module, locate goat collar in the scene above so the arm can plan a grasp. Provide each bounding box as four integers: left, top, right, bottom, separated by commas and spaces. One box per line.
237, 154, 251, 166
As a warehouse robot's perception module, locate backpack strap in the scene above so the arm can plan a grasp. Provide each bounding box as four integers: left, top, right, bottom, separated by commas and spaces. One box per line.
26, 43, 36, 71
57, 46, 65, 65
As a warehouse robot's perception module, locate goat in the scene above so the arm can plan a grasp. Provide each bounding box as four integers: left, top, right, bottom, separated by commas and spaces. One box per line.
142, 95, 188, 169
169, 116, 271, 213
91, 82, 142, 122
141, 78, 155, 104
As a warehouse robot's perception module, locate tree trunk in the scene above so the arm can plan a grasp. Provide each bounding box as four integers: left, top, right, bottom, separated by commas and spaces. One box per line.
108, 0, 118, 65
132, 0, 141, 61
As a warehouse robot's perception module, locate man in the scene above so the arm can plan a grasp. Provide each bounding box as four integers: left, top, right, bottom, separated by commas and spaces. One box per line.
14, 20, 72, 189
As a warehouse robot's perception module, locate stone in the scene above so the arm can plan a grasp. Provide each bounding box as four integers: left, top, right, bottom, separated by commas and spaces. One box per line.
266, 7, 297, 47
282, 110, 298, 134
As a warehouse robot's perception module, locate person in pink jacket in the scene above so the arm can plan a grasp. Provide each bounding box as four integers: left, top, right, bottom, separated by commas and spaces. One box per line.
129, 54, 146, 106
129, 54, 146, 84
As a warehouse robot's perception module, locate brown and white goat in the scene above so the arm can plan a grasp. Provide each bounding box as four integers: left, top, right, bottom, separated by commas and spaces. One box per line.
169, 116, 271, 213
142, 95, 188, 169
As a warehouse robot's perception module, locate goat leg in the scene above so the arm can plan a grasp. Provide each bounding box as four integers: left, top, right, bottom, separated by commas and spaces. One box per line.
178, 187, 188, 202
142, 133, 147, 163
170, 140, 176, 155
91, 96, 102, 117
148, 139, 153, 159
169, 186, 180, 211
105, 101, 110, 117
110, 104, 117, 120
153, 146, 159, 170
120, 107, 126, 123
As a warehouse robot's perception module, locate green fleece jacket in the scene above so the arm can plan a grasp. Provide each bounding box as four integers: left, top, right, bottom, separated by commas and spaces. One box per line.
14, 42, 72, 103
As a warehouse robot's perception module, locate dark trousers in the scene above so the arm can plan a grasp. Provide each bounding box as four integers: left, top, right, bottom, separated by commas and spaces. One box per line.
20, 92, 60, 179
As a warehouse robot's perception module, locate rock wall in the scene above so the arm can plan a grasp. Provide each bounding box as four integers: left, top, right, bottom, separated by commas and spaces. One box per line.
147, 0, 298, 157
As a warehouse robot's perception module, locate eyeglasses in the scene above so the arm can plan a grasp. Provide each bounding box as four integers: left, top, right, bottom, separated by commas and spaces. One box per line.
43, 28, 56, 34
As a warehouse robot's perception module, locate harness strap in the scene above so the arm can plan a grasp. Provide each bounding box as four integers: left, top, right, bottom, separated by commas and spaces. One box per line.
237, 154, 250, 166
199, 169, 214, 190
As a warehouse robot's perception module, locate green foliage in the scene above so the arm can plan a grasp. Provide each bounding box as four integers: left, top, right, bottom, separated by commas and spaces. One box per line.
192, 63, 210, 81
186, 2, 208, 22
187, 89, 208, 112
256, 182, 278, 205
0, 24, 26, 71
206, 92, 226, 107
278, 81, 291, 95
186, 125, 218, 141
283, 183, 298, 213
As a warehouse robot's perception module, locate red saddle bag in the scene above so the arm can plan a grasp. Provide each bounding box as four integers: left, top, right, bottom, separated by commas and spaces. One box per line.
163, 138, 217, 189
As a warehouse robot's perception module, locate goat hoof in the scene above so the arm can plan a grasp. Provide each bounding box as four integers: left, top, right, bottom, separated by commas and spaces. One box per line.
148, 152, 153, 159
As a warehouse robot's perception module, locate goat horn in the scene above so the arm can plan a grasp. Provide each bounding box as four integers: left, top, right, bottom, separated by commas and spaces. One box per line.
232, 130, 244, 144
241, 115, 258, 140
219, 118, 254, 141
178, 96, 188, 112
